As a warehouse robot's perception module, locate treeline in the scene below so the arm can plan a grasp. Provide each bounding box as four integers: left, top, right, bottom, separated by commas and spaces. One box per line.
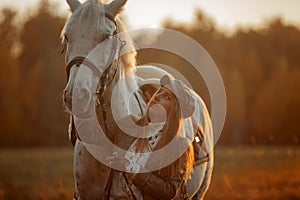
0, 1, 299, 146
0, 1, 68, 147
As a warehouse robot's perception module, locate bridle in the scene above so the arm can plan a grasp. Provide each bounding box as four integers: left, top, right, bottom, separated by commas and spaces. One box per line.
65, 13, 126, 121
64, 12, 126, 145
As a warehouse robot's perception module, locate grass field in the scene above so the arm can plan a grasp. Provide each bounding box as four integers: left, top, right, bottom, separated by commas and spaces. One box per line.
206, 146, 300, 200
0, 146, 299, 200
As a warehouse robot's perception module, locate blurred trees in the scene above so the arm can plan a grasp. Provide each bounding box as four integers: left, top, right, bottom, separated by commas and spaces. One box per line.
0, 4, 299, 146
0, 9, 20, 145
0, 0, 68, 147
18, 0, 67, 146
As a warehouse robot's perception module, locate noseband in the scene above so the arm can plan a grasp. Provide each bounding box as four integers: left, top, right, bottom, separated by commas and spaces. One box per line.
66, 56, 102, 79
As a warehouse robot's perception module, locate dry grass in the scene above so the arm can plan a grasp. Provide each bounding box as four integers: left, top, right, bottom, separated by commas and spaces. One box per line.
0, 146, 299, 199
206, 146, 300, 200
0, 147, 74, 200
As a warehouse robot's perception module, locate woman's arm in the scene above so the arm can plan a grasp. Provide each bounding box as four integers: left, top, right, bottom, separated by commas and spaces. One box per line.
128, 137, 190, 199
129, 171, 183, 199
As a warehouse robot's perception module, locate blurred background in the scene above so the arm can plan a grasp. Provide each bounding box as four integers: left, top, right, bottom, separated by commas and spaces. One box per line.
0, 0, 299, 199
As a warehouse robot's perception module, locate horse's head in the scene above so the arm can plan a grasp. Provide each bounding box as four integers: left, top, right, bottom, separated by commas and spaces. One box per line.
62, 0, 128, 113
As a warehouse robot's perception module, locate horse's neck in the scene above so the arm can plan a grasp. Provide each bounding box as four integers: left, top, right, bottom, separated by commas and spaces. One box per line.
102, 61, 141, 123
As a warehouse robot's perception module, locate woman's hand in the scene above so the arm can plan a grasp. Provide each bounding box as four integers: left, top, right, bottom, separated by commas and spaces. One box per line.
106, 152, 130, 171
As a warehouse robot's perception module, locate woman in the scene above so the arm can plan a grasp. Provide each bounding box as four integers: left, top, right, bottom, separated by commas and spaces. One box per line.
107, 75, 195, 200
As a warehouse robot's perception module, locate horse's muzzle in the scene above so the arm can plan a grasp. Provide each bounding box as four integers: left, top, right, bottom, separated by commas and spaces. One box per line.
63, 86, 95, 119
63, 89, 73, 112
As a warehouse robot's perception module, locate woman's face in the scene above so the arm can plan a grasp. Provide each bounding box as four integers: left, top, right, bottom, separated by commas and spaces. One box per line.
147, 87, 175, 122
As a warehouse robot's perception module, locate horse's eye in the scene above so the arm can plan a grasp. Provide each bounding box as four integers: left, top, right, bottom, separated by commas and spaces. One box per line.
60, 34, 69, 54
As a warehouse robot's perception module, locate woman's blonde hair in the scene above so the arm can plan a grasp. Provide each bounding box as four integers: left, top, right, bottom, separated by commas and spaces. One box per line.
136, 89, 194, 181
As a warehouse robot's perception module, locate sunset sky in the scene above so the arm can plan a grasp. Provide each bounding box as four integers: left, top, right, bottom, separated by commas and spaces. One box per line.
0, 0, 299, 32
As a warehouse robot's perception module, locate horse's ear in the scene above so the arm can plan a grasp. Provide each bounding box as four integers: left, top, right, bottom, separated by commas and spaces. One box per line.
104, 0, 127, 18
67, 0, 82, 12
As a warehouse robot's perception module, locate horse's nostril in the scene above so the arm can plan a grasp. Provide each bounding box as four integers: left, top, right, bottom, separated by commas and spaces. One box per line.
64, 89, 72, 98
63, 90, 73, 105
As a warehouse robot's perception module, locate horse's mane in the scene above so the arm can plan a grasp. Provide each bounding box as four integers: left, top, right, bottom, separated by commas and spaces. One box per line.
117, 19, 137, 72
62, 0, 137, 72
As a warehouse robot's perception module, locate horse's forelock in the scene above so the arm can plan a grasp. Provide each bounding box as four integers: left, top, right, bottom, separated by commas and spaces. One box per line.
65, 0, 105, 32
